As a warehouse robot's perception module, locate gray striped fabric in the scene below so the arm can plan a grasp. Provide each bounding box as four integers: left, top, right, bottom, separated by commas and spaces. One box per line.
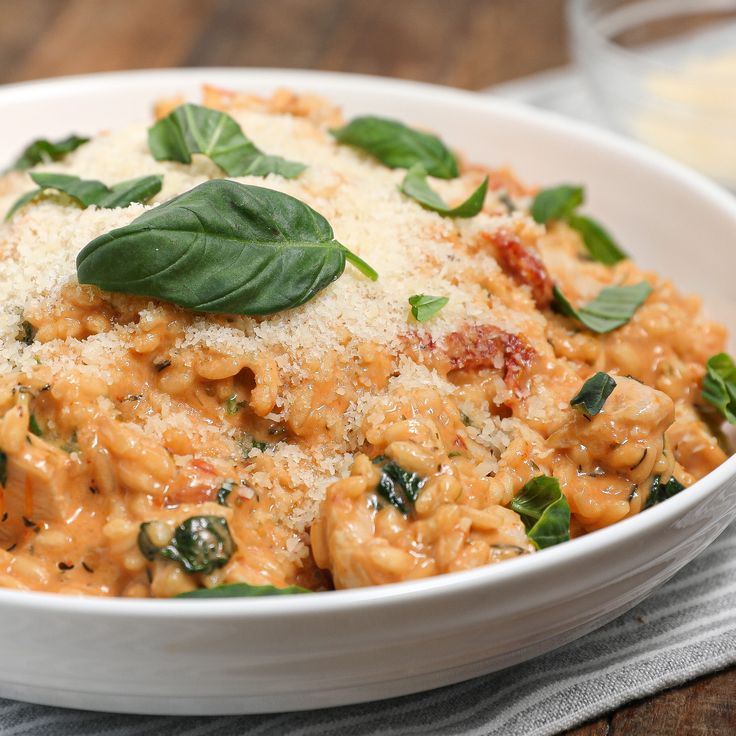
1, 521, 734, 736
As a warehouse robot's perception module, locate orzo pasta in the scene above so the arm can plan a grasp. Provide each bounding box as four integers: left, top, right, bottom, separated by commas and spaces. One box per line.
0, 86, 729, 597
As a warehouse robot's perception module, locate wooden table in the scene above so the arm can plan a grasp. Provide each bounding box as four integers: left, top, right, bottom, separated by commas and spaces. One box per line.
2, 1, 734, 733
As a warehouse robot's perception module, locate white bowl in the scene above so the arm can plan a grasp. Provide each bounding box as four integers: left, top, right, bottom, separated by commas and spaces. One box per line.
1, 68, 735, 716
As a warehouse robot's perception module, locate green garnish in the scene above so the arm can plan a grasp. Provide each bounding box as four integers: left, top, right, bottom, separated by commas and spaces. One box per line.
6, 172, 163, 220
643, 475, 686, 509
224, 395, 242, 416
330, 116, 458, 179
408, 294, 449, 322
138, 515, 236, 575
553, 282, 652, 334
702, 352, 736, 424
11, 134, 89, 171
510, 475, 570, 549
239, 434, 269, 457
570, 372, 617, 418
28, 414, 43, 437
0, 452, 6, 486
148, 103, 305, 179
400, 164, 487, 217
216, 480, 235, 506
177, 582, 310, 598
372, 456, 427, 515
76, 180, 377, 316
531, 184, 626, 265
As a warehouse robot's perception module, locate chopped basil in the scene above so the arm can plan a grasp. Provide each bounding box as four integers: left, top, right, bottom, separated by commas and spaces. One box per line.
17, 320, 35, 345
0, 452, 6, 486
702, 352, 736, 424
408, 294, 449, 322
570, 372, 616, 418
216, 480, 235, 506
28, 414, 43, 437
400, 164, 487, 217
76, 180, 377, 316
239, 434, 269, 456
11, 134, 89, 171
224, 395, 242, 415
148, 103, 305, 179
177, 582, 310, 598
510, 475, 570, 549
553, 282, 652, 334
330, 116, 458, 179
138, 515, 236, 574
531, 184, 626, 265
644, 475, 686, 509
372, 455, 427, 515
6, 172, 163, 220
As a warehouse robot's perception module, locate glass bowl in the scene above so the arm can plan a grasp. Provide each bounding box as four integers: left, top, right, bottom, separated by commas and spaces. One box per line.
568, 0, 736, 190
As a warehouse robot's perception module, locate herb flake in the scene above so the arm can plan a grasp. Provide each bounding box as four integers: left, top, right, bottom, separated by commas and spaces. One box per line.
570, 372, 617, 418
400, 165, 487, 217
408, 294, 449, 322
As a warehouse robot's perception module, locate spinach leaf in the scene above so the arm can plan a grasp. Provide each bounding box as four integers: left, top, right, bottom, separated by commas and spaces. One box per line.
177, 582, 310, 598
6, 172, 163, 220
702, 352, 736, 424
330, 116, 458, 179
148, 103, 305, 179
408, 294, 448, 322
644, 475, 686, 509
400, 165, 487, 217
531, 185, 583, 224
372, 455, 427, 515
570, 372, 616, 418
138, 515, 236, 574
11, 134, 89, 171
553, 282, 652, 334
530, 184, 626, 265
0, 451, 6, 486
76, 179, 377, 316
28, 414, 43, 437
510, 475, 570, 549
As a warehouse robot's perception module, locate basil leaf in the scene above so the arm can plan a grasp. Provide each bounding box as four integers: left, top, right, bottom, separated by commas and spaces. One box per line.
531, 184, 626, 265
138, 515, 236, 574
553, 281, 652, 334
76, 179, 377, 316
177, 582, 310, 598
372, 455, 427, 515
570, 372, 616, 418
148, 103, 305, 179
11, 134, 89, 171
531, 185, 584, 224
6, 172, 163, 220
644, 475, 686, 509
510, 475, 570, 550
567, 214, 627, 266
400, 165, 487, 217
0, 452, 6, 487
29, 414, 43, 437
408, 294, 448, 322
330, 116, 458, 179
702, 352, 736, 424
216, 480, 235, 506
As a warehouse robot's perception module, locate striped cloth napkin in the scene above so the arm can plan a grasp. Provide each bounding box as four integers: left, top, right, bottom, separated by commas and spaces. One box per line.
1, 520, 734, 735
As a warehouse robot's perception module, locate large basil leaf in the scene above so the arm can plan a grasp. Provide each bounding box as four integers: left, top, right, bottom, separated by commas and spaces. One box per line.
553, 282, 652, 334
570, 372, 617, 418
148, 103, 305, 179
138, 515, 235, 574
510, 476, 570, 549
643, 475, 686, 509
400, 165, 488, 217
76, 179, 377, 316
330, 116, 458, 179
531, 184, 626, 265
372, 455, 427, 515
702, 352, 736, 424
11, 134, 89, 171
6, 172, 163, 220
177, 582, 311, 598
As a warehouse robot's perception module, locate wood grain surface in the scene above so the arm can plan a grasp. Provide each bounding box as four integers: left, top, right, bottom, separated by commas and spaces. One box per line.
1, 1, 735, 734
